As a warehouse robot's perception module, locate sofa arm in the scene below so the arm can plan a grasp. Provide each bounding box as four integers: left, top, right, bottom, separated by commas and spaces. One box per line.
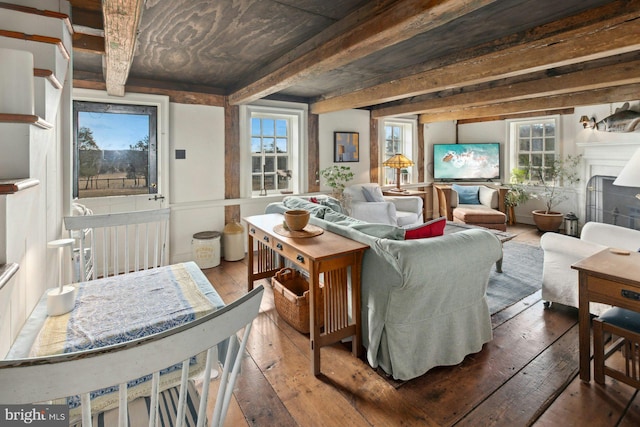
581, 222, 640, 252
350, 201, 397, 225
385, 196, 423, 214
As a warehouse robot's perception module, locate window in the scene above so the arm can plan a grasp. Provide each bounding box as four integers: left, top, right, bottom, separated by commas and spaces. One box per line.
251, 116, 291, 194
242, 102, 306, 197
383, 119, 416, 185
73, 101, 158, 198
510, 117, 558, 183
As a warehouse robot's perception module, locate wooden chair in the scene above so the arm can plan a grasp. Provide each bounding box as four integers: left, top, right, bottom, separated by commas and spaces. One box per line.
64, 208, 170, 281
593, 307, 640, 388
0, 285, 264, 427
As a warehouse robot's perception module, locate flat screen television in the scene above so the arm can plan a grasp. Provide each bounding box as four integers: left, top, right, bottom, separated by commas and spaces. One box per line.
433, 143, 501, 181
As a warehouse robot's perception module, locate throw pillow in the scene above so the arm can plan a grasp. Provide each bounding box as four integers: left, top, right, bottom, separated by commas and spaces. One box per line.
452, 184, 480, 205
404, 217, 446, 239
361, 186, 385, 203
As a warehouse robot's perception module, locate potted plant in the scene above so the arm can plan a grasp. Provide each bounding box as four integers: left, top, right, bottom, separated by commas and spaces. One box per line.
504, 168, 530, 225
527, 154, 582, 232
320, 165, 354, 199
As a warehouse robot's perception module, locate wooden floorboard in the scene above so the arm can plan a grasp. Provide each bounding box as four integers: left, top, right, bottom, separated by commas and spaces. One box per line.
201, 224, 640, 426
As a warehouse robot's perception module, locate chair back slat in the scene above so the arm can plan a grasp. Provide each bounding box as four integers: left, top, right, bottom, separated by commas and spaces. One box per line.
0, 286, 264, 427
64, 208, 170, 281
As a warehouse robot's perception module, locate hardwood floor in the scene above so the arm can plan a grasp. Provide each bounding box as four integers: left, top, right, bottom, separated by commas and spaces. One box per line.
201, 224, 640, 426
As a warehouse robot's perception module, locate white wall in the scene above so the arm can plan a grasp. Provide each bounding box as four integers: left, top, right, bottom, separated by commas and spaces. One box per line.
318, 109, 371, 186
423, 100, 640, 225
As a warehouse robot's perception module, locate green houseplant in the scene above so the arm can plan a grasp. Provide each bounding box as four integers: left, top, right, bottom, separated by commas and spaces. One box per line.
320, 165, 354, 198
504, 168, 530, 225
526, 154, 582, 232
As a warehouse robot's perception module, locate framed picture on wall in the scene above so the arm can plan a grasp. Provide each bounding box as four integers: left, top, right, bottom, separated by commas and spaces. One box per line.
334, 131, 359, 162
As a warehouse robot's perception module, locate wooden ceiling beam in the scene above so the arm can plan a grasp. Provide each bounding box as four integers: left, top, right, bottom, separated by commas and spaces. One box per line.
419, 83, 640, 123
312, 5, 640, 114
72, 33, 104, 54
228, 0, 500, 106
102, 0, 144, 97
372, 57, 640, 118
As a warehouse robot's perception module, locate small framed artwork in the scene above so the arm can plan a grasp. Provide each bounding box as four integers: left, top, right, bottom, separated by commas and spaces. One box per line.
334, 131, 359, 162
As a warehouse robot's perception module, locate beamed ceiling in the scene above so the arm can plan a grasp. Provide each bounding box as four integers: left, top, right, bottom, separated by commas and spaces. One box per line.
69, 0, 640, 122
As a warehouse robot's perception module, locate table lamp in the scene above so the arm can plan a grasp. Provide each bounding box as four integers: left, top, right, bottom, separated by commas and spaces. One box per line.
613, 147, 640, 200
383, 153, 414, 192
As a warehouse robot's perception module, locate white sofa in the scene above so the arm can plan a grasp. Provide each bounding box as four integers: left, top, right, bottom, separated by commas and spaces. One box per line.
266, 196, 502, 380
540, 222, 640, 315
343, 183, 423, 227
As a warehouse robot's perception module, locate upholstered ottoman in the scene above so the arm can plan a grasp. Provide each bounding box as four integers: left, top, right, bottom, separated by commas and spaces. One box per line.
453, 205, 507, 231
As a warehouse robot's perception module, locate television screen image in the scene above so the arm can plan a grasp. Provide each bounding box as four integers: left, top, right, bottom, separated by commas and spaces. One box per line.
433, 143, 500, 181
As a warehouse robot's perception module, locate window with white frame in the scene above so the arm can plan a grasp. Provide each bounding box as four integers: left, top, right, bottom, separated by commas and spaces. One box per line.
383, 119, 416, 185
510, 117, 558, 183
244, 104, 305, 197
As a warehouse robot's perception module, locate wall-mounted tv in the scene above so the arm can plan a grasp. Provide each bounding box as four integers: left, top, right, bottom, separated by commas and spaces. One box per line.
433, 143, 500, 181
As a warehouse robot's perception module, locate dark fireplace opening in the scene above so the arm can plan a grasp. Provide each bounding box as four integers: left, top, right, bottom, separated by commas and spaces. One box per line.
586, 175, 640, 230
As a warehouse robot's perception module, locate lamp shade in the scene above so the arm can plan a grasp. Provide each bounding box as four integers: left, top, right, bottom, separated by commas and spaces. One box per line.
613, 148, 640, 188
383, 153, 414, 169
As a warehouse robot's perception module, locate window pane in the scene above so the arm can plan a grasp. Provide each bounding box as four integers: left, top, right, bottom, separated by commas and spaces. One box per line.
519, 139, 530, 151
532, 124, 544, 137
263, 119, 275, 136
277, 175, 289, 190
544, 123, 555, 136
263, 137, 275, 153
74, 102, 156, 198
544, 154, 555, 167
276, 119, 287, 137
545, 138, 555, 151
252, 175, 261, 191
264, 175, 275, 190
531, 154, 542, 166
252, 156, 262, 173
518, 154, 529, 167
251, 118, 261, 136
251, 137, 261, 153
518, 125, 530, 138
264, 157, 275, 172
276, 138, 287, 153
277, 157, 288, 171
532, 138, 543, 151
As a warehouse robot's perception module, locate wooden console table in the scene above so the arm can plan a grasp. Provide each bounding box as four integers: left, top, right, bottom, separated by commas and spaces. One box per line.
245, 214, 368, 376
572, 249, 640, 382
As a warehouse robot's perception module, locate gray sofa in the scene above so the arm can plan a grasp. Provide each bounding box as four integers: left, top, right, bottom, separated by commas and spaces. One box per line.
265, 196, 502, 380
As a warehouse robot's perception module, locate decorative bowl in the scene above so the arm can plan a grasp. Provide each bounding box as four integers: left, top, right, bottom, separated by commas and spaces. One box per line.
283, 210, 310, 231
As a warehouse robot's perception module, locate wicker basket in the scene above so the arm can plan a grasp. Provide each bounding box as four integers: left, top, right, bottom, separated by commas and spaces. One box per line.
271, 267, 324, 334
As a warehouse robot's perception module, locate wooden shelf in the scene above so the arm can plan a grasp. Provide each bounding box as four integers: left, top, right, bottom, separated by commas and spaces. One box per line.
0, 113, 52, 129
0, 178, 39, 195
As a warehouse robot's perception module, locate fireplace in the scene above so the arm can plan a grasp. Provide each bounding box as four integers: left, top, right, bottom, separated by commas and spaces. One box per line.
586, 175, 640, 230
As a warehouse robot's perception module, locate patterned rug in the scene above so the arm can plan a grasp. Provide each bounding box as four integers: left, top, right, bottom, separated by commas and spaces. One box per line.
487, 240, 543, 314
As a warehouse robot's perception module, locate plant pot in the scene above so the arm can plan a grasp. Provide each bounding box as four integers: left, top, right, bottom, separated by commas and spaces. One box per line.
507, 205, 516, 225
532, 210, 564, 232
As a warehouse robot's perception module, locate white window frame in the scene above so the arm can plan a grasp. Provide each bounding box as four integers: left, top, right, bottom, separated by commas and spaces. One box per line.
72, 88, 170, 207
240, 101, 307, 198
381, 117, 417, 185
507, 115, 560, 183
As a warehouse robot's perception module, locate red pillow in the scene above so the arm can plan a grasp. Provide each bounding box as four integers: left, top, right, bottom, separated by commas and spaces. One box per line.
404, 217, 446, 240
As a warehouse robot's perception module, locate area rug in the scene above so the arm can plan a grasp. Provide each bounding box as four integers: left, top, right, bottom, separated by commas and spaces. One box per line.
487, 241, 543, 314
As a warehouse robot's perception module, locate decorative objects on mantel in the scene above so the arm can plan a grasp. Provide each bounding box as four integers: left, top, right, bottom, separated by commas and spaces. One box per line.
579, 115, 596, 129
383, 153, 414, 193
595, 102, 640, 132
613, 147, 640, 200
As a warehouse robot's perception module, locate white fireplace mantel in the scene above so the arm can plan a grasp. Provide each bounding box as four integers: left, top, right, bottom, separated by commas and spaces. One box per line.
577, 141, 640, 179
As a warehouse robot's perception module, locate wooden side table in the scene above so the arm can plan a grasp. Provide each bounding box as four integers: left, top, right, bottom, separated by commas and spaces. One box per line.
572, 249, 640, 382
245, 214, 369, 376
383, 189, 430, 220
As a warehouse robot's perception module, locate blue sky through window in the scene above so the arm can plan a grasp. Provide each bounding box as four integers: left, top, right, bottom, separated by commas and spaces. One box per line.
78, 111, 149, 150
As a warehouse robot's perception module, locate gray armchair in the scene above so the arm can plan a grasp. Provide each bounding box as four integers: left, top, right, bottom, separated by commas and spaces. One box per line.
343, 183, 423, 227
